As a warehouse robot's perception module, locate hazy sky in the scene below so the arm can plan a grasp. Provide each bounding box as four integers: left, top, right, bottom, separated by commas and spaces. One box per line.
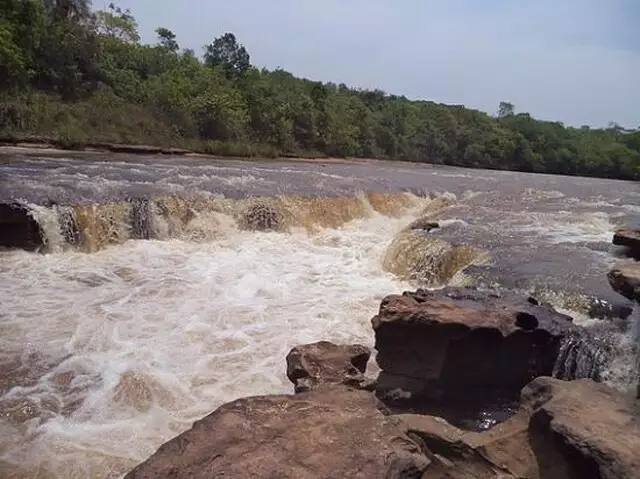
112, 0, 639, 128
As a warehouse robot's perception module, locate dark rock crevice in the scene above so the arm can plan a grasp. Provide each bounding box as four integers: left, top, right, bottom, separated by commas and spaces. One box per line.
0, 202, 44, 251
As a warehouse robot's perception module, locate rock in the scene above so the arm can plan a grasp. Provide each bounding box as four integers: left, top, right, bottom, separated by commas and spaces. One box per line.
126, 340, 640, 479
286, 341, 371, 393
522, 377, 640, 479
613, 228, 640, 258
241, 203, 280, 231
608, 263, 640, 302
408, 218, 440, 231
125, 387, 430, 479
398, 413, 535, 478
0, 202, 44, 251
372, 287, 576, 423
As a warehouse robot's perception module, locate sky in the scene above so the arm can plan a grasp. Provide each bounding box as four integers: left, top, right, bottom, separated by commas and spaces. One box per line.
110, 0, 639, 128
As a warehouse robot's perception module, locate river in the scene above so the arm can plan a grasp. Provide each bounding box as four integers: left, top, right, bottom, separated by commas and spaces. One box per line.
0, 150, 638, 478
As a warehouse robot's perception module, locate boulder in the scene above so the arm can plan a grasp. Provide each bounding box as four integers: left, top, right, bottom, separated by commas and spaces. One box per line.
286, 341, 371, 393
613, 228, 640, 258
0, 202, 44, 251
522, 377, 640, 479
372, 287, 576, 420
607, 263, 640, 302
125, 387, 430, 479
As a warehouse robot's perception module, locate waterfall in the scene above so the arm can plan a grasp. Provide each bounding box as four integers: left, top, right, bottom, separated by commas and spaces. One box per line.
128, 197, 154, 240
552, 330, 609, 381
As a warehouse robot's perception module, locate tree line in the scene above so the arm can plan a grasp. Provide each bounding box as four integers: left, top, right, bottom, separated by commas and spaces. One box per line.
1, 0, 638, 180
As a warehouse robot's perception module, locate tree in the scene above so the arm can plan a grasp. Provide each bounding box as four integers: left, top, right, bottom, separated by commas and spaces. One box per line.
43, 0, 91, 22
498, 101, 515, 118
204, 33, 250, 79
156, 27, 178, 52
95, 3, 140, 43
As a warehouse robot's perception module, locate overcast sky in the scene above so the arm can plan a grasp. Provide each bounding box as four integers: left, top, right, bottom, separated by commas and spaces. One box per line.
112, 0, 638, 128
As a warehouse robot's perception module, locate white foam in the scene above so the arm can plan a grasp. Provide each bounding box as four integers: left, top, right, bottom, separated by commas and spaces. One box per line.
513, 211, 616, 244
0, 211, 415, 477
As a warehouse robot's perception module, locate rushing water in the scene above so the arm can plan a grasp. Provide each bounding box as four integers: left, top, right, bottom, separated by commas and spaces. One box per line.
0, 150, 639, 478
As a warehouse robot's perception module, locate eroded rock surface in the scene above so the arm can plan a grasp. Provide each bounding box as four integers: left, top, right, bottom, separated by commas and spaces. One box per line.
372, 287, 576, 415
523, 377, 640, 479
613, 228, 640, 258
126, 339, 640, 479
125, 387, 430, 479
608, 263, 640, 302
286, 341, 371, 393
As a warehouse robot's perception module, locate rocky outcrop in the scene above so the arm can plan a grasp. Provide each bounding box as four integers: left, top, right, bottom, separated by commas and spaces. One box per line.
286, 341, 371, 393
522, 377, 640, 479
608, 263, 640, 302
125, 387, 431, 479
613, 228, 640, 258
126, 328, 640, 479
125, 286, 640, 478
0, 202, 44, 251
397, 377, 640, 479
372, 288, 576, 415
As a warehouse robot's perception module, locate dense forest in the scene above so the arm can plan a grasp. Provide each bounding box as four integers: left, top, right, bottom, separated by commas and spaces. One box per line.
1, 0, 638, 180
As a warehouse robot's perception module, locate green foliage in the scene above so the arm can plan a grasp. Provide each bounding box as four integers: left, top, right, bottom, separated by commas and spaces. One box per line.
0, 2, 637, 181
155, 27, 178, 52
95, 3, 140, 44
498, 101, 515, 118
204, 33, 250, 79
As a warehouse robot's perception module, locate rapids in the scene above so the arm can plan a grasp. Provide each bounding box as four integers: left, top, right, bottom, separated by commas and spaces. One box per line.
0, 150, 639, 478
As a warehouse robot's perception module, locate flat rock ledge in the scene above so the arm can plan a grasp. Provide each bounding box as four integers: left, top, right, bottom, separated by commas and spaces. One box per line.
613, 228, 640, 258
608, 262, 640, 302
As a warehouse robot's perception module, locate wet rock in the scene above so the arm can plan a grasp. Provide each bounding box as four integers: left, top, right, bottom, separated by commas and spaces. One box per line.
407, 217, 440, 231
125, 387, 430, 479
286, 341, 371, 393
0, 202, 44, 251
608, 263, 640, 302
128, 197, 153, 240
398, 412, 536, 478
613, 228, 640, 259
372, 287, 576, 420
241, 203, 280, 231
523, 377, 640, 479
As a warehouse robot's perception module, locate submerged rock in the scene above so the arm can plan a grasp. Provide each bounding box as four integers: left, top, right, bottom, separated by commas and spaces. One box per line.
613, 228, 640, 258
372, 287, 576, 419
286, 341, 371, 393
382, 230, 487, 286
608, 263, 640, 302
241, 203, 280, 231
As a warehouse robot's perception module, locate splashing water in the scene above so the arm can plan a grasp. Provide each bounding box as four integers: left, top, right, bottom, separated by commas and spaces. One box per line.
2, 155, 640, 477
0, 200, 426, 478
